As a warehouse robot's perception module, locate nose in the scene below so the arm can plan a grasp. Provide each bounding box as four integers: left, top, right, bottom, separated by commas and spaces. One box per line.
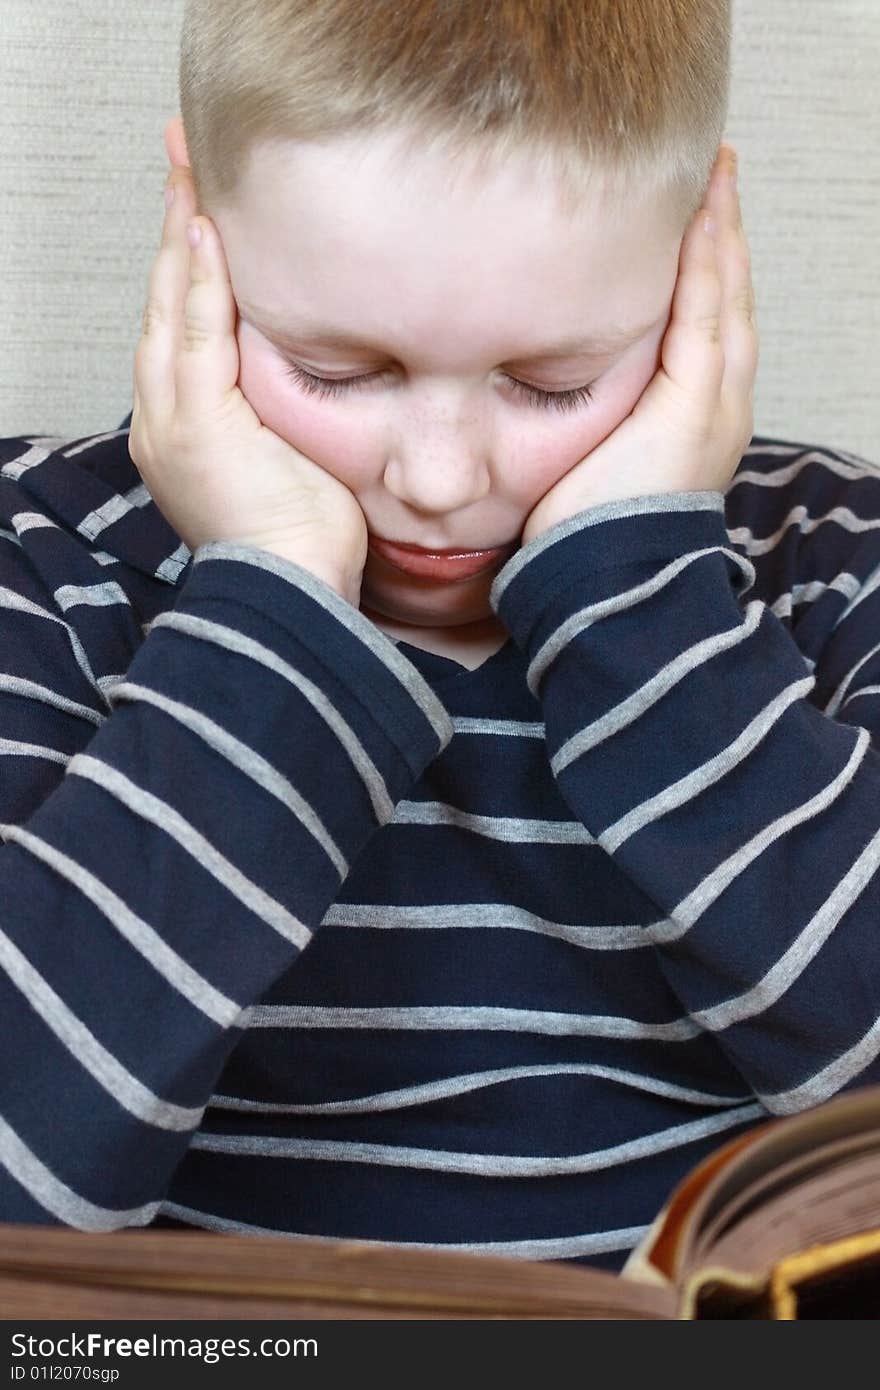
382, 394, 493, 513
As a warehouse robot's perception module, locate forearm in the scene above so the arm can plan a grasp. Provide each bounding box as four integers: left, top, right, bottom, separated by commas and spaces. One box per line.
0, 542, 451, 1224
492, 492, 880, 1111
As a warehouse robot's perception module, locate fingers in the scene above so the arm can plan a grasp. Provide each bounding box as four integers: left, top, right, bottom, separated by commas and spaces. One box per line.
132, 162, 241, 449
712, 148, 760, 410
662, 144, 758, 428
175, 208, 241, 421
660, 172, 724, 405
132, 168, 196, 440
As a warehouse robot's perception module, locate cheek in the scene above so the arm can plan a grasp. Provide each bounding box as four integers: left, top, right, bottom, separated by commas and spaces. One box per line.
234, 322, 665, 503
588, 348, 660, 442
515, 341, 662, 499
235, 327, 369, 487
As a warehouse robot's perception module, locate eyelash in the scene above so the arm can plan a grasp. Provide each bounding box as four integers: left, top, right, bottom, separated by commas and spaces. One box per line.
282, 361, 595, 414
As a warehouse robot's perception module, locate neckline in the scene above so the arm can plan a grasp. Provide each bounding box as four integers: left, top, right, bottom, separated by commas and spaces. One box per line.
393, 633, 516, 681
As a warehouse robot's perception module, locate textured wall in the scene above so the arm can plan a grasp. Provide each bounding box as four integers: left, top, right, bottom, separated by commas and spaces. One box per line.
1, 0, 878, 461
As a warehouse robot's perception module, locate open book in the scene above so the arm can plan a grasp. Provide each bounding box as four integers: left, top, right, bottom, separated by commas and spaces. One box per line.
2, 1085, 880, 1320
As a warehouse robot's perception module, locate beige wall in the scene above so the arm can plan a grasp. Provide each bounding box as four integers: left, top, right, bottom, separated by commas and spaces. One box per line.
1, 0, 878, 461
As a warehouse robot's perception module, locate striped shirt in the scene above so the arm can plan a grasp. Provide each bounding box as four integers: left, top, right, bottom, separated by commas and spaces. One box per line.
0, 415, 879, 1273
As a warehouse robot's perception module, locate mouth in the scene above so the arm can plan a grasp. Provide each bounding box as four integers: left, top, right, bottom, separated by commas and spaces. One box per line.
367, 534, 519, 584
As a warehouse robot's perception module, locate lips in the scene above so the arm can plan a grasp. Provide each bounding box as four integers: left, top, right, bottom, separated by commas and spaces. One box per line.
368, 534, 518, 583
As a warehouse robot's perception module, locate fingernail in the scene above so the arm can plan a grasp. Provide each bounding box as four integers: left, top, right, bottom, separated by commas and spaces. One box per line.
164, 181, 175, 210
727, 150, 738, 190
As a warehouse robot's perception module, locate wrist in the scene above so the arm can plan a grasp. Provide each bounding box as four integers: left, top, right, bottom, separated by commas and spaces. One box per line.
219, 536, 363, 608
268, 548, 363, 607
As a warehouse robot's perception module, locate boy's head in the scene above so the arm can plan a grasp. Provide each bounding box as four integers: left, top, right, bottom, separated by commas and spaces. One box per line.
173, 0, 731, 634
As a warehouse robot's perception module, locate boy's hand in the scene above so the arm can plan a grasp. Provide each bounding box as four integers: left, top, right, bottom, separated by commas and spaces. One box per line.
129, 164, 368, 605
521, 145, 758, 544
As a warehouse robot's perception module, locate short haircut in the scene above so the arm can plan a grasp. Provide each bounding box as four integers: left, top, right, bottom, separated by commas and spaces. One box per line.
179, 0, 731, 227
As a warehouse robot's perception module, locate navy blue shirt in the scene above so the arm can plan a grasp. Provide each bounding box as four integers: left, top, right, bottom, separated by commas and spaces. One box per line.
1, 416, 879, 1272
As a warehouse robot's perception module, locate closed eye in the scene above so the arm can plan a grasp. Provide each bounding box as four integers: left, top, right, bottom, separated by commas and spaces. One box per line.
282, 361, 595, 414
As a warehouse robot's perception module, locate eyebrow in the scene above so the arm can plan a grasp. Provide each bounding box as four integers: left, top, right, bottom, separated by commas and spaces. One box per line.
238, 307, 652, 362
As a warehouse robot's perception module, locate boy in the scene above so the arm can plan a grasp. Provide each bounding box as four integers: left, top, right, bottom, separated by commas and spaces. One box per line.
0, 0, 878, 1275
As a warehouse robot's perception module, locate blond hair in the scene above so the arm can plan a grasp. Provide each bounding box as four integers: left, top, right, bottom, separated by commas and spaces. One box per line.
179, 0, 731, 226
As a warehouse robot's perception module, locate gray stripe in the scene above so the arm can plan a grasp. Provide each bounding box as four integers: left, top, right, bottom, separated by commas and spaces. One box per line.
728, 502, 880, 559
490, 491, 725, 608
0, 585, 109, 709
73, 475, 155, 542
1, 444, 51, 479
8, 511, 59, 534
0, 917, 202, 1130
0, 673, 103, 727
842, 685, 880, 709
824, 639, 880, 717
451, 716, 546, 738
189, 1105, 763, 1176
97, 673, 127, 698
728, 446, 878, 491
53, 581, 131, 612
108, 681, 348, 878
600, 675, 815, 854
0, 737, 69, 766
321, 900, 646, 952
158, 1200, 651, 1259
771, 573, 862, 619
0, 820, 241, 1029
124, 482, 153, 510
210, 1063, 750, 1116
769, 582, 860, 629
761, 1012, 880, 1115
787, 573, 861, 608
194, 540, 453, 747
150, 609, 396, 825
407, 1225, 653, 1260
820, 446, 880, 476
62, 429, 127, 458
390, 799, 596, 844
653, 729, 870, 944
68, 753, 312, 953
551, 599, 765, 771
0, 529, 22, 548
155, 542, 191, 583
242, 1002, 699, 1041
832, 559, 880, 632
77, 493, 136, 542
0, 1116, 160, 1231
693, 808, 880, 1034
527, 546, 757, 699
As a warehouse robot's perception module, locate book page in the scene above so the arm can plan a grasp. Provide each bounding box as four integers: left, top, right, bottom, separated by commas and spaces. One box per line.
0, 1224, 678, 1320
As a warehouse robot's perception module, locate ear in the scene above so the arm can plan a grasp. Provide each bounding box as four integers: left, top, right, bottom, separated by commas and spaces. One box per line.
164, 115, 191, 169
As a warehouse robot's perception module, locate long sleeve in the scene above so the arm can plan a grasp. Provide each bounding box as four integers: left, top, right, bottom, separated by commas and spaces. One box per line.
0, 535, 452, 1226
490, 480, 880, 1115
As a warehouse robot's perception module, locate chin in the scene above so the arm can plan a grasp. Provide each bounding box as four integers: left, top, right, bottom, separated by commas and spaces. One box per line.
360, 583, 494, 629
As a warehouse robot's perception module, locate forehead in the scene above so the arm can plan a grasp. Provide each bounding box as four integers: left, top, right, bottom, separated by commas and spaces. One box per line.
215, 128, 683, 358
